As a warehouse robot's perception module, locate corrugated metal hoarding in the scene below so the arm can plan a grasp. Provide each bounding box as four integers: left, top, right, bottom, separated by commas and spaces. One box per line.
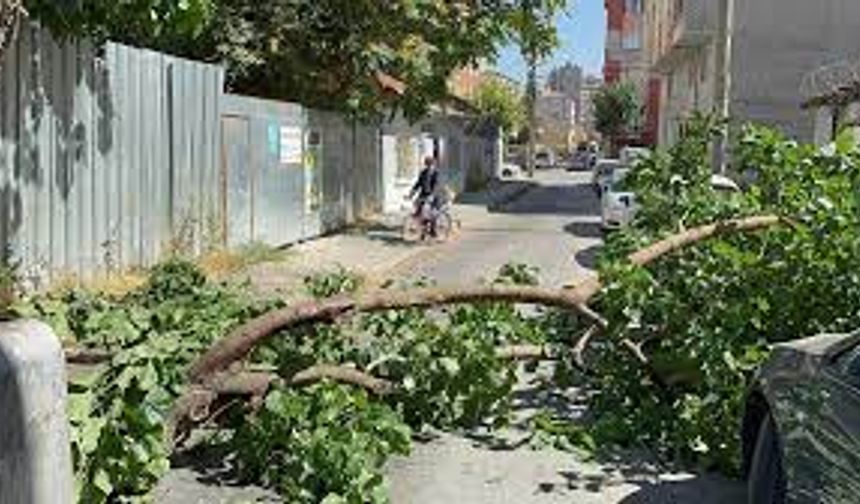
0, 25, 222, 285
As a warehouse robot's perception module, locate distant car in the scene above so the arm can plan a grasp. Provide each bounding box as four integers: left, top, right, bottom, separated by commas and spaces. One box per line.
592, 159, 623, 196
568, 149, 597, 171
601, 174, 740, 232
534, 151, 556, 170
742, 330, 860, 504
711, 173, 741, 193
500, 162, 522, 179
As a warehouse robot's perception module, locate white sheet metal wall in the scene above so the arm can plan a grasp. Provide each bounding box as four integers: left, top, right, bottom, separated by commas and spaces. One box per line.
0, 26, 222, 282
220, 101, 383, 249
379, 114, 498, 212
220, 95, 308, 248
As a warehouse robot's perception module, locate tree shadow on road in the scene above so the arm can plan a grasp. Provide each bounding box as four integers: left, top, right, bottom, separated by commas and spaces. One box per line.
575, 244, 603, 270
564, 221, 603, 239
543, 453, 745, 502
489, 183, 600, 217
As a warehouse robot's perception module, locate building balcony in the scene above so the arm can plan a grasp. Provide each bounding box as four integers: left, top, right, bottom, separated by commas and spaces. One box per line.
652, 0, 718, 71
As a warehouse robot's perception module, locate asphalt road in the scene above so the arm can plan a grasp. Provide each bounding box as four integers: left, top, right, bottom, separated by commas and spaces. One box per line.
393, 169, 603, 287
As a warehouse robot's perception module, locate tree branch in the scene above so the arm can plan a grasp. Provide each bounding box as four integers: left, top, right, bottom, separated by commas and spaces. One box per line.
567, 215, 784, 302
188, 285, 596, 382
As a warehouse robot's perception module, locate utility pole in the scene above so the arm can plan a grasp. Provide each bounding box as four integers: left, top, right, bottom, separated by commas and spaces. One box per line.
713, 0, 734, 173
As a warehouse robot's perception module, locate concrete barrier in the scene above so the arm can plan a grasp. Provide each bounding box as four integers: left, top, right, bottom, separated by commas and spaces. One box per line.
0, 320, 74, 503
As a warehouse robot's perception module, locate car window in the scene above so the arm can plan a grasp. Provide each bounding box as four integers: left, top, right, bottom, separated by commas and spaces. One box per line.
841, 345, 860, 382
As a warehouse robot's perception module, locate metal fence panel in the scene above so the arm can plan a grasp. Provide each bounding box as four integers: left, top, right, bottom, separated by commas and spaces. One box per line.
0, 26, 223, 283
221, 94, 307, 247
1, 25, 492, 282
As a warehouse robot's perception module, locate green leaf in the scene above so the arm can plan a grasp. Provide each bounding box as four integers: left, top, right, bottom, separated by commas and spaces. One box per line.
93, 468, 113, 496
835, 127, 856, 154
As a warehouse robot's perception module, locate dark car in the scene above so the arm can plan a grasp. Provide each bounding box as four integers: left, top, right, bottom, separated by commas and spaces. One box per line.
568, 150, 596, 171
742, 331, 860, 503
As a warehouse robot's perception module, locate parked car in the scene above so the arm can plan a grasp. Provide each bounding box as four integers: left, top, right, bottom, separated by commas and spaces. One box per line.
568, 148, 597, 171
500, 162, 522, 179
742, 330, 860, 504
592, 159, 623, 196
534, 150, 556, 170
601, 174, 740, 232
600, 169, 633, 231
620, 146, 651, 168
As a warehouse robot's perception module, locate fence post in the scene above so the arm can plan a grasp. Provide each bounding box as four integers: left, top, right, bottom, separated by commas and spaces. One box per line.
0, 320, 74, 504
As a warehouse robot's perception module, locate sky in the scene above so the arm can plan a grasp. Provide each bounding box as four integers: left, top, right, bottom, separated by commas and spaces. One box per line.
493, 0, 606, 84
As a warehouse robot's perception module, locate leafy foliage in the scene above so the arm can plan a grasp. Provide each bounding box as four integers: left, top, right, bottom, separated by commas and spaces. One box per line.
474, 78, 526, 135
232, 383, 411, 503
586, 114, 860, 473
593, 82, 641, 153
28, 262, 558, 502
25, 0, 214, 52
26, 0, 567, 120
23, 259, 273, 502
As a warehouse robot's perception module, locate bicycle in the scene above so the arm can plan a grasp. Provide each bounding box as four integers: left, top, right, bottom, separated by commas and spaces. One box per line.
401, 198, 454, 243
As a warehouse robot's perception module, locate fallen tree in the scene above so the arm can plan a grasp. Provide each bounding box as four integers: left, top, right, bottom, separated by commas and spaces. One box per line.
167, 215, 787, 441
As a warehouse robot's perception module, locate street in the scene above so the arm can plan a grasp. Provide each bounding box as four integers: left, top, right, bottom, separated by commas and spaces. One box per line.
391, 170, 602, 287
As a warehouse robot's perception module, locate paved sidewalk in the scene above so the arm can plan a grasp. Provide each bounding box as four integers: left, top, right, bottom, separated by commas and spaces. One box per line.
241, 179, 535, 301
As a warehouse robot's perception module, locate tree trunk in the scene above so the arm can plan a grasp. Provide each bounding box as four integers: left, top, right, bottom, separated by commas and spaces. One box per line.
526, 54, 538, 178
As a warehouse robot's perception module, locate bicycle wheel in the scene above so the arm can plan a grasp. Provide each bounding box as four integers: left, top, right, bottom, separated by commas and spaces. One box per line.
434, 211, 453, 241
402, 214, 422, 242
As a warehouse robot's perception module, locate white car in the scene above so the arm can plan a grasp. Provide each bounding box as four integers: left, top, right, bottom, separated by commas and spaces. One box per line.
592, 159, 623, 196
601, 169, 635, 231
500, 162, 522, 179
534, 150, 556, 170
620, 147, 651, 168
601, 173, 741, 232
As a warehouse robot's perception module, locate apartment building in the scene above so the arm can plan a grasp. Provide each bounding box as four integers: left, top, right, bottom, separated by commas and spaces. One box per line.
646, 0, 860, 145
579, 75, 603, 141
604, 0, 661, 146
535, 90, 578, 150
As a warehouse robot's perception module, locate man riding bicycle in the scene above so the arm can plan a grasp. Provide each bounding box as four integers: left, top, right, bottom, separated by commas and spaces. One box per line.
408, 156, 441, 236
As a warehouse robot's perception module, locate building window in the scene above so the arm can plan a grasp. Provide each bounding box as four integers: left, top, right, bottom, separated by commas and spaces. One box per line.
622, 26, 642, 50
622, 0, 642, 50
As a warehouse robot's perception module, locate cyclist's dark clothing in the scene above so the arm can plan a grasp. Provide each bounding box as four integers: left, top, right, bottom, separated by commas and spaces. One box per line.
412, 167, 439, 199
410, 166, 441, 236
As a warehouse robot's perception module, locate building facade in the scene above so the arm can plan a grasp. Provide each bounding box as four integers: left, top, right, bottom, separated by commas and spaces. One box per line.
578, 75, 604, 142
547, 62, 583, 98
645, 0, 860, 146
535, 90, 578, 151
604, 0, 661, 146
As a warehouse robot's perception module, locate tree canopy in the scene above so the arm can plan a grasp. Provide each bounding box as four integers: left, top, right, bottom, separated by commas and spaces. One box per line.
473, 78, 526, 135
15, 0, 568, 120
593, 82, 641, 150
23, 0, 215, 52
